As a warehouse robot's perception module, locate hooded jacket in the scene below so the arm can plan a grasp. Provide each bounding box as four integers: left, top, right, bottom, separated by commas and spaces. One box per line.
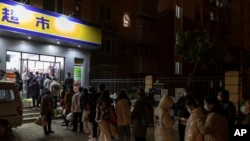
154, 95, 174, 141
185, 107, 203, 141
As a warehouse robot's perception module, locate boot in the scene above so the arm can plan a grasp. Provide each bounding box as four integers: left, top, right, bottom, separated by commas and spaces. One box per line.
48, 123, 54, 133
43, 126, 49, 135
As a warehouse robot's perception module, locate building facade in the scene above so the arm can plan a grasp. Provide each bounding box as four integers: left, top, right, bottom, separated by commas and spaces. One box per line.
4, 0, 247, 85
0, 0, 101, 88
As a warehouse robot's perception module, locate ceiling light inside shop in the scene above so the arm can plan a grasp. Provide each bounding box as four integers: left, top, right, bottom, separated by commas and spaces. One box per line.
55, 16, 75, 32
78, 45, 81, 48
57, 41, 60, 44
27, 36, 31, 39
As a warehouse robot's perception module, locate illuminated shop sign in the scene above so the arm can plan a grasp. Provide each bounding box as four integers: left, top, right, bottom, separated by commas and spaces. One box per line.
0, 0, 101, 48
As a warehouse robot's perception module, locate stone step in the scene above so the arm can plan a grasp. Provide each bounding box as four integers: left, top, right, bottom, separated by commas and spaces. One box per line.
23, 117, 37, 124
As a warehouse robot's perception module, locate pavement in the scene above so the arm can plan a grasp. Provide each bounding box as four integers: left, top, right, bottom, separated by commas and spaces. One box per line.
1, 119, 179, 141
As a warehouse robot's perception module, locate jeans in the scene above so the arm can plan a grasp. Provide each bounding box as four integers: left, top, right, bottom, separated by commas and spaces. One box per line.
72, 112, 83, 131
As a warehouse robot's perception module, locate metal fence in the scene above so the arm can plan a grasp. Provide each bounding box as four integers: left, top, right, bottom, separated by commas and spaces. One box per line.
89, 76, 225, 99
158, 76, 225, 99
89, 78, 145, 94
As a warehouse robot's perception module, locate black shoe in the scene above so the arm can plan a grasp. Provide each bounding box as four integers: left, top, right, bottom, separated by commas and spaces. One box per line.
48, 130, 54, 133
44, 132, 50, 136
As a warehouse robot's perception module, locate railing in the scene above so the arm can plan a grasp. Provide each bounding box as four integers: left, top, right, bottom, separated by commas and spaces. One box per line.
90, 76, 225, 99
90, 78, 145, 94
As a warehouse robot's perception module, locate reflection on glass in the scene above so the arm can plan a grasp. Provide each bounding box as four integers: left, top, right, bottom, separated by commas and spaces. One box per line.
56, 57, 64, 68
22, 53, 39, 60
40, 55, 55, 62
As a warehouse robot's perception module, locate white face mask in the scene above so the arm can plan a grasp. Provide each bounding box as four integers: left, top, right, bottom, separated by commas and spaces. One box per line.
204, 105, 209, 111
240, 105, 246, 114
183, 92, 188, 96
187, 108, 192, 113
217, 96, 222, 101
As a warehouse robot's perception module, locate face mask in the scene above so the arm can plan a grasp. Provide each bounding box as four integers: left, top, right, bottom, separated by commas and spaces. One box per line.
183, 92, 188, 96
187, 108, 192, 113
204, 105, 209, 111
240, 105, 246, 114
217, 96, 222, 101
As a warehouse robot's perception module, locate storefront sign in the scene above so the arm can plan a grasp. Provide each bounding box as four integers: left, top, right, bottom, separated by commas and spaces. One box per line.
0, 0, 101, 48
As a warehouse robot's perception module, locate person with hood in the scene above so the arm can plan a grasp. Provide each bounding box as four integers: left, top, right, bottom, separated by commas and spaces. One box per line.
154, 95, 175, 141
197, 95, 228, 141
115, 90, 131, 141
131, 88, 153, 141
185, 98, 203, 141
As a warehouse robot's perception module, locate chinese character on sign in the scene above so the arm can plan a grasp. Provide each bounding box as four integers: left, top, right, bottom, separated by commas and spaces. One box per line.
1, 7, 19, 24
36, 17, 50, 30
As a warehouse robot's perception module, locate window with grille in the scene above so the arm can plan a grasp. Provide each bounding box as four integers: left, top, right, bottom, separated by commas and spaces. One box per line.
100, 5, 111, 21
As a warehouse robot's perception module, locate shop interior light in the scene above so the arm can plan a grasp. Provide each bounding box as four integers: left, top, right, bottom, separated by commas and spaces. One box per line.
56, 41, 60, 44
27, 36, 31, 39
78, 45, 81, 48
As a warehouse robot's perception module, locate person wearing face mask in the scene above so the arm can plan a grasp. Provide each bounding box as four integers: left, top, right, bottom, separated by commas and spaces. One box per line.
154, 95, 175, 141
185, 98, 203, 141
238, 99, 250, 125
217, 89, 236, 128
175, 88, 191, 141
197, 95, 228, 141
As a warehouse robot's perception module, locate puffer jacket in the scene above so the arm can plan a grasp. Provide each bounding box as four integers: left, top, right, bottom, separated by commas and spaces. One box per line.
116, 99, 131, 126
154, 95, 174, 141
185, 107, 203, 141
197, 112, 228, 141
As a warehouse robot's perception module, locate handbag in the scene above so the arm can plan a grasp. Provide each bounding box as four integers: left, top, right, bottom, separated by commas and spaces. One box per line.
34, 116, 47, 126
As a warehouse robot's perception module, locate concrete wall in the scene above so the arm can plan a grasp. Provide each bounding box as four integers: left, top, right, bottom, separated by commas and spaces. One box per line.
0, 37, 91, 88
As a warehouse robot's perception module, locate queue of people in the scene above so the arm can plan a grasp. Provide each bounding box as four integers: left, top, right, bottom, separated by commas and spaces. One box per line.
2, 69, 250, 141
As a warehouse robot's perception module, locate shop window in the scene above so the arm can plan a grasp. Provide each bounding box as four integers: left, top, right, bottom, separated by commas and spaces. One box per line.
6, 51, 21, 80
123, 12, 131, 28
40, 55, 55, 62
176, 5, 181, 19
56, 57, 64, 68
100, 5, 111, 21
22, 53, 39, 60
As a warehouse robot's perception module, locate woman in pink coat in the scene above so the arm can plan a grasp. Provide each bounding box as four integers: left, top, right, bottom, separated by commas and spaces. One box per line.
154, 95, 175, 141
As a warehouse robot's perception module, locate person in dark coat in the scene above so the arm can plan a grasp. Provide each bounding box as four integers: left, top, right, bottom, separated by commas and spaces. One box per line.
175, 88, 191, 141
88, 84, 104, 140
29, 78, 40, 108
40, 90, 54, 135
131, 88, 153, 141
64, 72, 74, 89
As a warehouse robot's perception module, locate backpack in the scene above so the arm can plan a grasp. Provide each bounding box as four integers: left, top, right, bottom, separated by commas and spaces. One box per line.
16, 79, 23, 91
